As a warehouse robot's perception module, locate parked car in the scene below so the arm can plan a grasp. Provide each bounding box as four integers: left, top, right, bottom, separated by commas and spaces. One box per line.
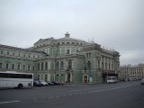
47, 81, 54, 86
141, 79, 144, 85
40, 81, 48, 86
51, 81, 61, 85
33, 80, 42, 87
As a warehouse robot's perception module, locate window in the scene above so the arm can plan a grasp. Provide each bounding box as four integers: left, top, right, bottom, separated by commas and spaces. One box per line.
56, 62, 59, 70
12, 64, 15, 70
0, 73, 32, 79
45, 75, 47, 81
45, 62, 48, 70
28, 65, 31, 71
23, 65, 25, 70
0, 63, 2, 68
7, 52, 9, 55
67, 49, 70, 54
60, 61, 64, 70
13, 53, 15, 56
68, 60, 72, 70
87, 61, 91, 70
41, 63, 44, 70
17, 64, 20, 70
1, 51, 3, 54
38, 63, 40, 71
6, 63, 9, 69
33, 66, 35, 71
33, 55, 35, 58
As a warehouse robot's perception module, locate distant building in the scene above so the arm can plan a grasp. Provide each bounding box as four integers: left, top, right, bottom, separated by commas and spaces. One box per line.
0, 33, 120, 83
119, 64, 144, 81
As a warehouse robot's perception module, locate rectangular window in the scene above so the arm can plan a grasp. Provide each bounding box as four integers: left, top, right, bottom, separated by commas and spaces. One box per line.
6, 63, 9, 69
0, 73, 32, 79
12, 64, 14, 70
0, 63, 2, 68
7, 52, 9, 55
1, 51, 3, 54
23, 65, 25, 70
17, 64, 20, 70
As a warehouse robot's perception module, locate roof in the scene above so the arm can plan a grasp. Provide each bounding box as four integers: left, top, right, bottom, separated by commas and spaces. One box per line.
0, 44, 46, 54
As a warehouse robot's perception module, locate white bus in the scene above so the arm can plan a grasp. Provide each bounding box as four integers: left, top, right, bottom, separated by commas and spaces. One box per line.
0, 71, 33, 89
106, 76, 117, 83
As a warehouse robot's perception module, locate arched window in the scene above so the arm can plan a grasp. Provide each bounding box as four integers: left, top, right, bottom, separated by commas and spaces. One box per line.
17, 64, 20, 70
45, 75, 47, 81
68, 60, 72, 70
23, 65, 25, 70
38, 63, 40, 71
45, 62, 48, 70
28, 65, 31, 71
41, 63, 44, 70
6, 63, 9, 69
38, 75, 40, 80
12, 64, 14, 69
56, 62, 59, 70
60, 61, 64, 70
0, 63, 2, 68
87, 61, 91, 70
12, 64, 14, 70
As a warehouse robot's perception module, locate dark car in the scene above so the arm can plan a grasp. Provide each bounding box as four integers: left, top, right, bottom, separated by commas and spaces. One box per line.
141, 79, 144, 85
33, 80, 42, 87
51, 81, 61, 85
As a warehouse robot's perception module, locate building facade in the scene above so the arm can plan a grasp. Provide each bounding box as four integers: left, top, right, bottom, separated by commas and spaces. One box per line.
0, 33, 120, 83
119, 64, 144, 81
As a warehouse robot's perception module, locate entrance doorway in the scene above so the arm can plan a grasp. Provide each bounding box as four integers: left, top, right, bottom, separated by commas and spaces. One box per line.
67, 73, 70, 83
83, 75, 88, 83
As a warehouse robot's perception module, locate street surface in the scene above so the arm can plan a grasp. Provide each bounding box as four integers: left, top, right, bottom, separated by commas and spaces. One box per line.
0, 81, 144, 108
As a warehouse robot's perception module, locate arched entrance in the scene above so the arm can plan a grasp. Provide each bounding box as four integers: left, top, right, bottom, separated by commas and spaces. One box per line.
83, 75, 88, 83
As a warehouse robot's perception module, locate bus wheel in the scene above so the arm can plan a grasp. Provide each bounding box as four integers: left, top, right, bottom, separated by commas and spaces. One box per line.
18, 84, 23, 89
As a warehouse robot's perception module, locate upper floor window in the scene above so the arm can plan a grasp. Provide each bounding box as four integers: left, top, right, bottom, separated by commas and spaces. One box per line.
7, 52, 9, 55
60, 61, 64, 70
87, 61, 91, 70
6, 63, 9, 69
41, 63, 44, 70
28, 65, 31, 71
56, 62, 59, 70
23, 65, 25, 70
68, 60, 72, 70
0, 51, 3, 54
45, 62, 48, 70
12, 64, 15, 70
0, 63, 2, 68
17, 64, 21, 70
67, 49, 70, 54
38, 63, 40, 71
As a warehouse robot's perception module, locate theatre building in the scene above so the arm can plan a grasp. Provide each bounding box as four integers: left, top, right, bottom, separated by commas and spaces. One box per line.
0, 33, 120, 84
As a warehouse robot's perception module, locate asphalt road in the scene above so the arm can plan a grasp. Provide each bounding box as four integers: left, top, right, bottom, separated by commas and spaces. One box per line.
0, 81, 144, 108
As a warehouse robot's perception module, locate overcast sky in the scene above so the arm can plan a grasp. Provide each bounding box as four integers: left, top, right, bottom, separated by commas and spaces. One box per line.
0, 0, 144, 65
